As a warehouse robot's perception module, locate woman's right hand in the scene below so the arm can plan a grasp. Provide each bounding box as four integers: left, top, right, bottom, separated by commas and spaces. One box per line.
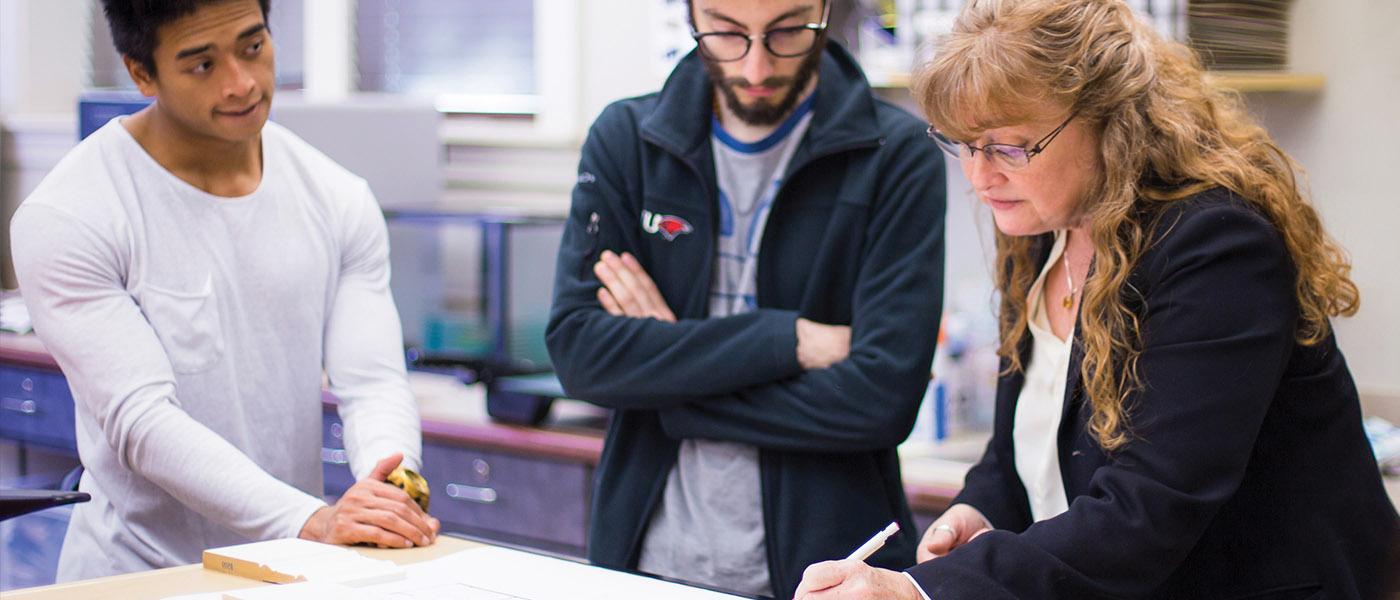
916, 503, 993, 562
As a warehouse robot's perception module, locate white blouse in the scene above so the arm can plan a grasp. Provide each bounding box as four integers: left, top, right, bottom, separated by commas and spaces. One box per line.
1012, 230, 1074, 522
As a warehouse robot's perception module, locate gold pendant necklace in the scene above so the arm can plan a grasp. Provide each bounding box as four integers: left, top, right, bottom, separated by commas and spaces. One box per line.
1062, 248, 1081, 310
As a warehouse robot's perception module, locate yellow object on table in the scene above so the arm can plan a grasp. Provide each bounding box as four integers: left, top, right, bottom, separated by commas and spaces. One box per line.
385, 466, 430, 512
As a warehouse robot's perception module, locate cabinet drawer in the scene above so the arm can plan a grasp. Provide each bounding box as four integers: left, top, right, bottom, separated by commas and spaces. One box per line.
0, 367, 76, 451
320, 413, 355, 498
420, 443, 588, 550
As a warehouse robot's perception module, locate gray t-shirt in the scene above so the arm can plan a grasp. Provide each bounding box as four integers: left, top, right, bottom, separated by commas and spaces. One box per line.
637, 98, 814, 597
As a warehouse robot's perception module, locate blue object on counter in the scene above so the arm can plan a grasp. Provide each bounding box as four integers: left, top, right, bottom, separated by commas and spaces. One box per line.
78, 91, 151, 140
1364, 416, 1400, 475
933, 382, 948, 441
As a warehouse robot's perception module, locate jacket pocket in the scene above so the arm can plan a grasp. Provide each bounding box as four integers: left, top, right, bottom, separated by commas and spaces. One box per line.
139, 276, 225, 374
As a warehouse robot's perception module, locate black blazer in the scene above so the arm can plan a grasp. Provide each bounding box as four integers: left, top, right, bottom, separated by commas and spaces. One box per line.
908, 189, 1399, 599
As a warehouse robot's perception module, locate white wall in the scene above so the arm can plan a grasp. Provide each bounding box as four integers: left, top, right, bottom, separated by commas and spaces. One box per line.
0, 0, 90, 115
0, 1, 91, 288
1250, 0, 1400, 400
578, 1, 677, 131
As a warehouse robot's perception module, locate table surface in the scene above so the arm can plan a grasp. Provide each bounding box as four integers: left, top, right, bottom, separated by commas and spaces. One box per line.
2, 535, 483, 600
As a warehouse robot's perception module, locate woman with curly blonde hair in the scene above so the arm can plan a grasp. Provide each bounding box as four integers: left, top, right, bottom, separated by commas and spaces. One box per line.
794, 0, 1398, 598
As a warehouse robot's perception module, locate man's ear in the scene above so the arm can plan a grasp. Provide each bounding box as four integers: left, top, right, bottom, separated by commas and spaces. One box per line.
123, 55, 159, 98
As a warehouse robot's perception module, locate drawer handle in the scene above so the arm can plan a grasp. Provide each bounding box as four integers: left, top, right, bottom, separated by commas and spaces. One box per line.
320, 447, 349, 465
445, 483, 498, 504
1, 397, 38, 415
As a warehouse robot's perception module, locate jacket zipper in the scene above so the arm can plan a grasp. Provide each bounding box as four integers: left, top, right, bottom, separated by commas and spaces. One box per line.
640, 134, 719, 318
636, 132, 882, 591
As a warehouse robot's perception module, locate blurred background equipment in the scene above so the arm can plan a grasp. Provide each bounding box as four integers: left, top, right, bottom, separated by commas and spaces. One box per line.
836, 0, 1295, 86
1187, 0, 1294, 70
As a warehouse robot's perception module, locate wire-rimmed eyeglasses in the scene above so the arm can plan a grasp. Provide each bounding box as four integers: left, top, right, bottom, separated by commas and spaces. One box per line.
927, 111, 1078, 171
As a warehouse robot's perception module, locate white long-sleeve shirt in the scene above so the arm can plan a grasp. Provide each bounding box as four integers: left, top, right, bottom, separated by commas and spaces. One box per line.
9, 118, 421, 580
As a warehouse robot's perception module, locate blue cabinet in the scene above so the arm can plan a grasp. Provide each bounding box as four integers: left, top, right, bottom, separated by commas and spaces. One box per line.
320, 412, 356, 500
419, 441, 589, 557
0, 367, 77, 453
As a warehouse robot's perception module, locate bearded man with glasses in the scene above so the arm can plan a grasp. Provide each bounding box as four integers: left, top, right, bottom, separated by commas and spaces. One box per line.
545, 1, 948, 597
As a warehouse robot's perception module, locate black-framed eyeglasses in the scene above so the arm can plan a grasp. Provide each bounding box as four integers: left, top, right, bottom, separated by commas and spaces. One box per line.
691, 1, 832, 62
927, 111, 1078, 171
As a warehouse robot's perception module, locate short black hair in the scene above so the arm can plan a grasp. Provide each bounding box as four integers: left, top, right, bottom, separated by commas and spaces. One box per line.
101, 0, 271, 75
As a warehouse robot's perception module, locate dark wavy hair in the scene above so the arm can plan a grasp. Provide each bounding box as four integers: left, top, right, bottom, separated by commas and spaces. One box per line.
100, 0, 271, 74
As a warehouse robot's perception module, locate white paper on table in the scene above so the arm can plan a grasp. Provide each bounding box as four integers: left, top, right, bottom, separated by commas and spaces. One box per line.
222, 581, 374, 600
165, 546, 748, 600
379, 547, 749, 600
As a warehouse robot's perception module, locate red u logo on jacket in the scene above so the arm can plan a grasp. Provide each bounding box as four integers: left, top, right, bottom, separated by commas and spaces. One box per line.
641, 210, 694, 241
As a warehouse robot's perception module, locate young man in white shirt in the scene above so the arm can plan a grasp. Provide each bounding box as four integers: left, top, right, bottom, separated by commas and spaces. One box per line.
9, 0, 437, 580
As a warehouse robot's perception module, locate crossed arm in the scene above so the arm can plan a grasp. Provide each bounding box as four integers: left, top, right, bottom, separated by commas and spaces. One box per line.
591, 249, 853, 370
595, 248, 970, 600
548, 115, 946, 454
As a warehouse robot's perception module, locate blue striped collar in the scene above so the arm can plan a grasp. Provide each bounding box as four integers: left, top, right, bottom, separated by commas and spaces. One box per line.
711, 91, 816, 154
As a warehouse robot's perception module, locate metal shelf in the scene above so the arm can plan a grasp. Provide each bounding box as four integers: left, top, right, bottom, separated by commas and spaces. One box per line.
1206, 71, 1325, 93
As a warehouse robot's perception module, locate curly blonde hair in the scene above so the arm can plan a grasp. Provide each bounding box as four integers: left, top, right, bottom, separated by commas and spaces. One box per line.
911, 0, 1358, 451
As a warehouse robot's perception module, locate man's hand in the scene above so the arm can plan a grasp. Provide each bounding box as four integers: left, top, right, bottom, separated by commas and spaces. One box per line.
793, 559, 924, 600
916, 503, 993, 562
796, 318, 851, 370
593, 250, 677, 322
299, 453, 441, 549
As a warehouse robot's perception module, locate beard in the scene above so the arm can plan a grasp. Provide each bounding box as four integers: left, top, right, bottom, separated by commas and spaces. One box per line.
702, 40, 825, 126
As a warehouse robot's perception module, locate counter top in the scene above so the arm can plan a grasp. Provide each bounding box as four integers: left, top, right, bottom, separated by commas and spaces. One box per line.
0, 331, 58, 371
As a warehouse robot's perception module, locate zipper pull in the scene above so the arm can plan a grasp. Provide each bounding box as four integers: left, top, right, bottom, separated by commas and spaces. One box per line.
581, 211, 602, 280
